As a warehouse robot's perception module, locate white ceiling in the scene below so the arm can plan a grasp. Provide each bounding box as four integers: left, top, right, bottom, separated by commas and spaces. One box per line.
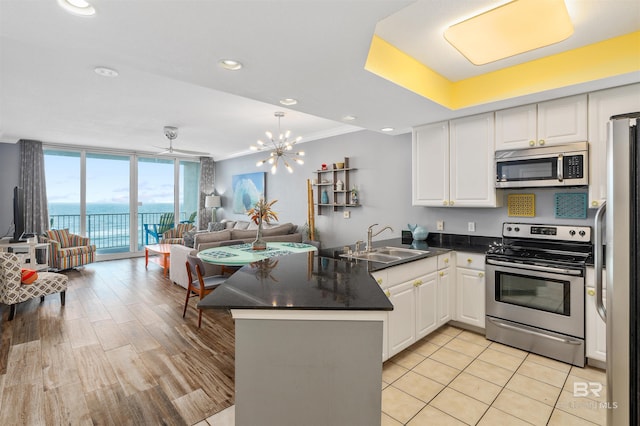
1, 0, 638, 160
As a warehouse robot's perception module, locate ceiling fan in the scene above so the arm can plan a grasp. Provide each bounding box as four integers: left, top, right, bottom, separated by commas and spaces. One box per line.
154, 126, 209, 156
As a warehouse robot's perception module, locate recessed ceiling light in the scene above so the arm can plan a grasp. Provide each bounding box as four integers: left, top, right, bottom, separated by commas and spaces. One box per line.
444, 0, 574, 65
57, 0, 96, 16
342, 115, 357, 121
279, 98, 298, 106
94, 66, 119, 77
218, 59, 243, 71
381, 127, 394, 132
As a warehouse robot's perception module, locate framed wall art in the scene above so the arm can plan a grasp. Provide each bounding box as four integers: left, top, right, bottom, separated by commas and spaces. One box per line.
232, 172, 265, 213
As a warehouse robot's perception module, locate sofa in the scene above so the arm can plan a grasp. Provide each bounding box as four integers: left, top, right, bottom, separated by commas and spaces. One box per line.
169, 220, 303, 289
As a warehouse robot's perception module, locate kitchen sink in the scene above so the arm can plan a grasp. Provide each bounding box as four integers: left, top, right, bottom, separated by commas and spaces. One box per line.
371, 246, 429, 258
339, 246, 428, 264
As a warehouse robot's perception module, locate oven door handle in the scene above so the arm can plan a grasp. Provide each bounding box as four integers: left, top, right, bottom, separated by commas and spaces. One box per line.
594, 201, 606, 322
487, 317, 582, 345
485, 259, 583, 276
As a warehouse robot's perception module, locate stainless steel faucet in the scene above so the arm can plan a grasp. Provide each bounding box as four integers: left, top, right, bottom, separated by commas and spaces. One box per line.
367, 223, 394, 252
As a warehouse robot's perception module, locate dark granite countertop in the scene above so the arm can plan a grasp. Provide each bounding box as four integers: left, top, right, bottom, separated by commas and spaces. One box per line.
423, 233, 500, 253
198, 252, 394, 311
319, 234, 499, 272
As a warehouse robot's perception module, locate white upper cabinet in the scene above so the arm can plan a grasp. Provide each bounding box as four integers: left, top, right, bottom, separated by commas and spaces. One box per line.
449, 113, 497, 207
587, 83, 640, 208
494, 104, 537, 149
413, 114, 497, 208
412, 121, 449, 206
495, 94, 587, 150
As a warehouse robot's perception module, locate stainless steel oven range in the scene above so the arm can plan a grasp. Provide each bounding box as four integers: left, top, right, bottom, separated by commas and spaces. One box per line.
485, 222, 592, 367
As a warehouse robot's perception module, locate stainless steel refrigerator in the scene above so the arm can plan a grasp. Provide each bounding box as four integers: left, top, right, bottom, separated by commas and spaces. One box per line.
594, 112, 639, 426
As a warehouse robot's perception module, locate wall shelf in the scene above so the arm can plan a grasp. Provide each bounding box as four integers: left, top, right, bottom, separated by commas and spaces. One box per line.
312, 157, 359, 214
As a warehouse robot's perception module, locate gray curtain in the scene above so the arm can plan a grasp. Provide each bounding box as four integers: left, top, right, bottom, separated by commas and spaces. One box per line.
198, 157, 215, 230
19, 140, 49, 235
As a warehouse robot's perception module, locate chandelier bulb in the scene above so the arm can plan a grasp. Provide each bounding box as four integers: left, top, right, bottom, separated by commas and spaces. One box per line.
285, 130, 291, 138
298, 151, 305, 156
256, 160, 265, 167
285, 164, 293, 173
265, 131, 273, 140
268, 157, 275, 164
295, 158, 304, 165
257, 140, 264, 146
271, 164, 277, 174
295, 136, 303, 143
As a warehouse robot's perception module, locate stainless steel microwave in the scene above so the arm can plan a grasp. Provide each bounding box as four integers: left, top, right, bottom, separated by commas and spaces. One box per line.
495, 142, 588, 188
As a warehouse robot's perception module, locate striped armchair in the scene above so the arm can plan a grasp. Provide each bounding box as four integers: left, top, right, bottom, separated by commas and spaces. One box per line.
161, 223, 195, 245
41, 229, 97, 270
0, 252, 68, 320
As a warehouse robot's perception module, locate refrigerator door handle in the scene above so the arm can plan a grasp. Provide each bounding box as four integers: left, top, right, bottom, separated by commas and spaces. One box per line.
594, 201, 606, 322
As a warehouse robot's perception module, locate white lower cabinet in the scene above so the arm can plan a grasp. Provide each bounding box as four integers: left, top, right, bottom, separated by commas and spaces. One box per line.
377, 255, 455, 360
455, 252, 485, 329
416, 272, 438, 340
586, 267, 607, 363
387, 280, 418, 356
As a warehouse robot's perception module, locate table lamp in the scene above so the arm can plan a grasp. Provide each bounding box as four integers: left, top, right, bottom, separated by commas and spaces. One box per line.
205, 195, 221, 222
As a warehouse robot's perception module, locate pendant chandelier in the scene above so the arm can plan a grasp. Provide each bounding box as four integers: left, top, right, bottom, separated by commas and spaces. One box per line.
251, 112, 304, 174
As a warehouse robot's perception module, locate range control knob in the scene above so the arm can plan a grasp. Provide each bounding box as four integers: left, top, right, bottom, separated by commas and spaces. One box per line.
506, 226, 512, 232
579, 230, 586, 237
514, 227, 520, 232
569, 230, 576, 236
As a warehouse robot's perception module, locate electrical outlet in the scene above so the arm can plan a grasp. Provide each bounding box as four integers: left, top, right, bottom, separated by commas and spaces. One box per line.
436, 220, 444, 231
468, 222, 476, 232
343, 211, 350, 219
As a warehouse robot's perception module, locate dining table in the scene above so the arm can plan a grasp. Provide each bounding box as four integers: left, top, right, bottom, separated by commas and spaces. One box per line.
197, 241, 317, 266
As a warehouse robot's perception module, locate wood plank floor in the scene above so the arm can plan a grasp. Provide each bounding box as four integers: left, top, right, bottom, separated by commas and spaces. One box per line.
0, 258, 236, 425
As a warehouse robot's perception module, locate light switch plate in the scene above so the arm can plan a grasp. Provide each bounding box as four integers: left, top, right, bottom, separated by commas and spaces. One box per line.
468, 222, 476, 232
343, 211, 350, 219
436, 220, 444, 231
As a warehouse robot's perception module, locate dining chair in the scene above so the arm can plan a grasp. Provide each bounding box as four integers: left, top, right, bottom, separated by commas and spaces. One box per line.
184, 254, 226, 328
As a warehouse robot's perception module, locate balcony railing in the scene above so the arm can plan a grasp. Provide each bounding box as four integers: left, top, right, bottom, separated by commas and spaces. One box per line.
49, 212, 190, 253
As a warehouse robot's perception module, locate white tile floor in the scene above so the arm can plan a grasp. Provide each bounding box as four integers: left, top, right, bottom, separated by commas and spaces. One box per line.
202, 325, 607, 426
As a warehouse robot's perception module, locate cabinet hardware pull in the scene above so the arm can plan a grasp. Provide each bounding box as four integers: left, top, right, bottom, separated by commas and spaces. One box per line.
467, 258, 472, 263
539, 139, 545, 146
450, 201, 454, 206
443, 200, 448, 206
478, 272, 484, 278
385, 290, 391, 297
377, 278, 383, 285
587, 289, 595, 296
444, 258, 449, 263
439, 272, 444, 277
529, 140, 535, 146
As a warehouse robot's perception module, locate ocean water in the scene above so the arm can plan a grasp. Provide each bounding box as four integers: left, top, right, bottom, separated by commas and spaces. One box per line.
49, 202, 178, 216
48, 203, 194, 249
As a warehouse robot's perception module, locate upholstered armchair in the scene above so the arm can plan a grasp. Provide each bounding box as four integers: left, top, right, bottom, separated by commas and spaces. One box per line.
41, 229, 97, 270
0, 252, 68, 320
161, 223, 195, 245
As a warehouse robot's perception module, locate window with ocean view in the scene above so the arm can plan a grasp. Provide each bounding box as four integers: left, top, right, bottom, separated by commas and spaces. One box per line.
44, 149, 200, 257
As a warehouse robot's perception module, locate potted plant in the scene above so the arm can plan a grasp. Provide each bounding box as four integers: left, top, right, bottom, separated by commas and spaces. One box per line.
247, 198, 278, 250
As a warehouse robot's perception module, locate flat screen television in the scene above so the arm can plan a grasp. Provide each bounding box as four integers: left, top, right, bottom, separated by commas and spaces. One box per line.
11, 186, 25, 243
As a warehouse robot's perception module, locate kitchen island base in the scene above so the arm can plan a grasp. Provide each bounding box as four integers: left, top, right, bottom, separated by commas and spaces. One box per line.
232, 310, 385, 426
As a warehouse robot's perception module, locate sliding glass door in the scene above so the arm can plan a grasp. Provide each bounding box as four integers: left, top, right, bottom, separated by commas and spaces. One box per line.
44, 149, 201, 258
86, 153, 131, 253
137, 157, 175, 246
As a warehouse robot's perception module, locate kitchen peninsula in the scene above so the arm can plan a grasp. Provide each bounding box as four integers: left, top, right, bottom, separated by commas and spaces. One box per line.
198, 251, 393, 426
